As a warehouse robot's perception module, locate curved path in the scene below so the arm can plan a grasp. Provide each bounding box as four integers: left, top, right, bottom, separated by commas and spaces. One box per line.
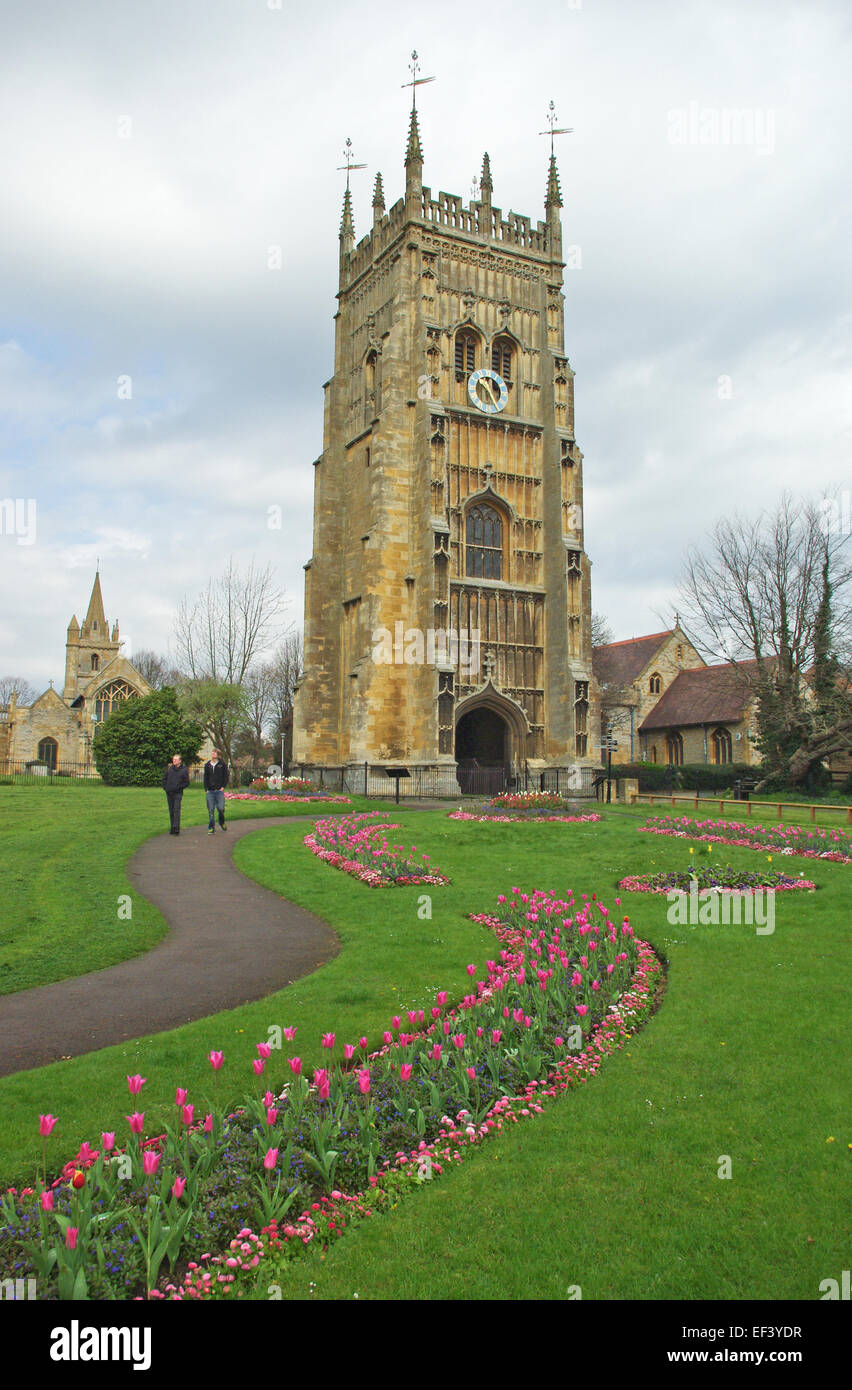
0, 817, 339, 1078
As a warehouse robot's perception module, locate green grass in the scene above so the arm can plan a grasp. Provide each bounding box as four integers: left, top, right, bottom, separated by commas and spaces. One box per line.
0, 793, 848, 1299
0, 785, 386, 995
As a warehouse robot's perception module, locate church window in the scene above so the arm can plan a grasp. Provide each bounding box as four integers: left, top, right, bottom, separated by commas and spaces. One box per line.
712, 727, 733, 764
37, 737, 58, 769
491, 335, 514, 382
465, 503, 503, 580
94, 680, 138, 724
574, 681, 589, 758
454, 331, 478, 374
649, 672, 662, 694
666, 731, 684, 766
91, 654, 99, 671
364, 351, 381, 417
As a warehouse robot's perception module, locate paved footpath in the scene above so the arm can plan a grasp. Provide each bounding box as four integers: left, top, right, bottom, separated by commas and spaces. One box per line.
0, 817, 339, 1078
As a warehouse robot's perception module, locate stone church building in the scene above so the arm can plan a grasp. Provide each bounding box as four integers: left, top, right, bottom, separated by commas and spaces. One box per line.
292, 103, 597, 791
0, 573, 150, 772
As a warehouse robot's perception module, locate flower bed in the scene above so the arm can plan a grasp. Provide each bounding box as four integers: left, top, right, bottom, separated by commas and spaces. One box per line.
0, 887, 660, 1301
449, 810, 603, 824
250, 776, 316, 793
638, 815, 852, 864
618, 864, 816, 893
225, 792, 351, 805
304, 812, 449, 886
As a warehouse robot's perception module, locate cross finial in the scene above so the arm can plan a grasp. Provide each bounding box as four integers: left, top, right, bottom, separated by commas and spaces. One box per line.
402, 49, 436, 111
337, 137, 367, 193
471, 174, 480, 201
539, 99, 574, 157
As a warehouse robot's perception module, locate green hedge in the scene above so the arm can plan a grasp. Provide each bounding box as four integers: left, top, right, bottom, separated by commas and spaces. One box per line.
615, 761, 760, 792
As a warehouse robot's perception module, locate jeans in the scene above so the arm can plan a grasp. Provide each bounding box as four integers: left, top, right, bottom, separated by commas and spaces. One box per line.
206, 789, 226, 827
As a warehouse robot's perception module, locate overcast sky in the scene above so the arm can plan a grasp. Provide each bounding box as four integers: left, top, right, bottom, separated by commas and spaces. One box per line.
1, 0, 850, 690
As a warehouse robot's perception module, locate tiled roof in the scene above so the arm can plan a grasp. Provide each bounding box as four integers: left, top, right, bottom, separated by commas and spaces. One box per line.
640, 662, 761, 731
593, 631, 674, 688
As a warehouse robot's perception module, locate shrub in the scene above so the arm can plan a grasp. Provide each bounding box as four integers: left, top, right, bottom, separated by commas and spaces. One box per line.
615, 761, 759, 792
93, 689, 204, 786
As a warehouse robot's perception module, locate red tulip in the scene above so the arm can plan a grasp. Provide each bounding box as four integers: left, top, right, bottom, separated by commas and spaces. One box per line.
71, 1170, 85, 1190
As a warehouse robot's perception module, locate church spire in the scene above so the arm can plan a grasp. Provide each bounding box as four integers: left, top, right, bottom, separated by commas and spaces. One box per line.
405, 106, 423, 168
83, 570, 107, 637
545, 151, 563, 210
339, 184, 355, 248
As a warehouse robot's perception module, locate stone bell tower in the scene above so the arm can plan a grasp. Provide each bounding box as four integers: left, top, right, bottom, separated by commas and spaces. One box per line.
292, 89, 597, 789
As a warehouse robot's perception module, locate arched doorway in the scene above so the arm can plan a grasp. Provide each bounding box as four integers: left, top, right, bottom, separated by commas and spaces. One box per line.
454, 687, 529, 795
456, 706, 508, 765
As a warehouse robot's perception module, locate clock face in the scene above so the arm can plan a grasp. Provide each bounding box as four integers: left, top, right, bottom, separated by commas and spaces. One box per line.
468, 368, 509, 414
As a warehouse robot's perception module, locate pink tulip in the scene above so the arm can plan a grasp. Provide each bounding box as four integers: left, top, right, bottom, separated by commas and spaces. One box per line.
203, 1114, 213, 1133
39, 1115, 58, 1138
283, 1026, 297, 1042
78, 1142, 94, 1163
452, 1035, 466, 1050
321, 1033, 335, 1049
358, 1037, 368, 1050
127, 1112, 145, 1135
252, 1059, 265, 1076
172, 1177, 187, 1199
289, 1057, 302, 1076
101, 1132, 115, 1153
181, 1104, 194, 1127
265, 1108, 278, 1128
466, 1067, 476, 1081
65, 1227, 78, 1251
175, 1088, 188, 1107
382, 1031, 393, 1045
263, 1090, 274, 1107
436, 991, 447, 1007
127, 1074, 146, 1095
41, 1190, 54, 1212
466, 964, 476, 976
491, 1030, 502, 1045
391, 1016, 401, 1030
264, 1147, 279, 1170
576, 1004, 589, 1017
208, 1051, 224, 1071
400, 1064, 413, 1082
142, 1151, 161, 1176
343, 1044, 355, 1060
357, 1070, 370, 1095
429, 1044, 442, 1061
256, 1042, 272, 1059
313, 1068, 328, 1088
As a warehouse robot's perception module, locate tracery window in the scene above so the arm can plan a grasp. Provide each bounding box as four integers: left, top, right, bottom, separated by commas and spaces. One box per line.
465, 503, 503, 580
712, 727, 733, 764
37, 737, 58, 769
666, 731, 684, 766
94, 680, 138, 724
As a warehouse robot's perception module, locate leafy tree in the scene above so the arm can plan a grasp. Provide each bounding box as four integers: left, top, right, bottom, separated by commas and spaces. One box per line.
93, 688, 204, 786
176, 679, 248, 770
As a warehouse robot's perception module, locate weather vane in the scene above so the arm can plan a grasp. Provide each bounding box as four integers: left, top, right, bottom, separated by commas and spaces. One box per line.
337, 137, 367, 193
539, 100, 574, 157
402, 49, 436, 110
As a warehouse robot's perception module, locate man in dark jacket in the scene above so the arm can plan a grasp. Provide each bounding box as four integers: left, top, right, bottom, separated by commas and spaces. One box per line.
204, 748, 230, 833
163, 754, 190, 835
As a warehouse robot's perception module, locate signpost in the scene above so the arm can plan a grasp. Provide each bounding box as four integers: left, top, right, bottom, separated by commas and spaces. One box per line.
385, 767, 411, 804
600, 726, 619, 804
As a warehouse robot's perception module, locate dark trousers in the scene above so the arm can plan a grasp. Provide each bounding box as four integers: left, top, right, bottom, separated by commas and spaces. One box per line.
166, 790, 184, 832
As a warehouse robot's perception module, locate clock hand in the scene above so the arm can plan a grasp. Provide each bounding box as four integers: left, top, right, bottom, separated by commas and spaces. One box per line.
479, 376, 498, 407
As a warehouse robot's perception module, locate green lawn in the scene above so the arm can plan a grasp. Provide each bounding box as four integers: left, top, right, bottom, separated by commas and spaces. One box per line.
0, 791, 848, 1300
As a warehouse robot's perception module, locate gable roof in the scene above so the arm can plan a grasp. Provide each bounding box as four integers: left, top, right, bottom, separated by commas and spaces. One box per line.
640, 661, 762, 731
593, 630, 675, 688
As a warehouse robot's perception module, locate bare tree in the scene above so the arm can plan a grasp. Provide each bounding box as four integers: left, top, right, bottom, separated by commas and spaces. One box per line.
174, 559, 289, 685
0, 676, 37, 706
591, 612, 614, 648
677, 494, 852, 787
132, 649, 183, 690
239, 663, 278, 764
268, 630, 304, 764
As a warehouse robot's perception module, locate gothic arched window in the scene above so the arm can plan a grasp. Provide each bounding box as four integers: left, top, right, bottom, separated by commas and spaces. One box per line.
666, 732, 684, 766
454, 330, 478, 374
491, 335, 514, 382
94, 680, 138, 724
465, 503, 503, 580
712, 727, 733, 764
37, 737, 58, 769
91, 654, 99, 671
649, 672, 662, 694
